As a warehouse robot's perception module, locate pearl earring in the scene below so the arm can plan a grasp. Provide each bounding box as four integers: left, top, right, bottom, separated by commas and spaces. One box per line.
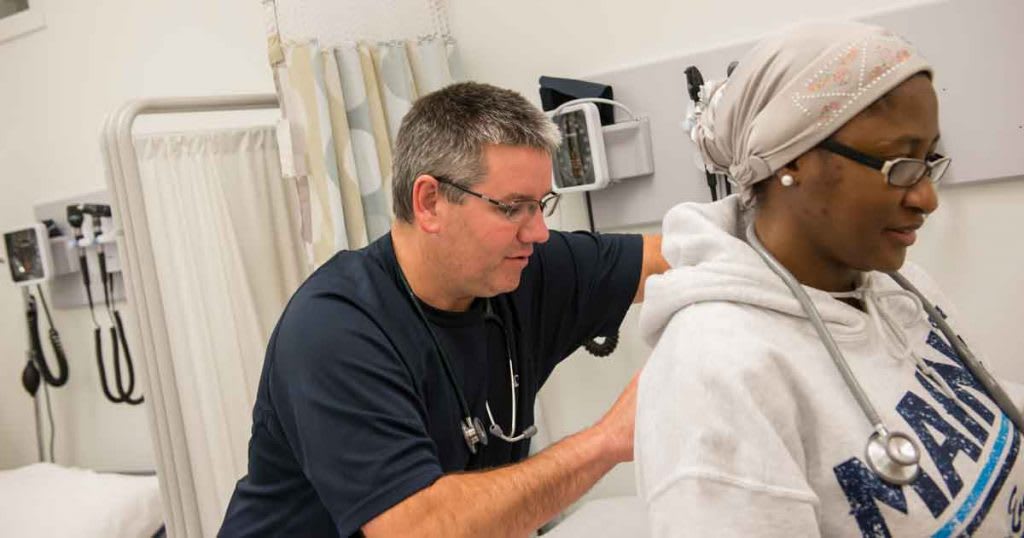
780, 174, 795, 187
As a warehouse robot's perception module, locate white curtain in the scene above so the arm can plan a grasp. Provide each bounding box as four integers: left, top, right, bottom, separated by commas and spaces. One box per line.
132, 127, 307, 537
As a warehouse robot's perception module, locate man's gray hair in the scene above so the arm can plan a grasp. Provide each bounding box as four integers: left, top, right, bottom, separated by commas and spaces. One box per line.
392, 82, 561, 223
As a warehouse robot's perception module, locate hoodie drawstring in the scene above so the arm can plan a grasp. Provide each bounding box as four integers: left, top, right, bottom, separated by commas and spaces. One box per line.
830, 282, 961, 405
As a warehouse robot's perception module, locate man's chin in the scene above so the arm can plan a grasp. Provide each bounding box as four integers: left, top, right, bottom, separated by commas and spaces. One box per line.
490, 274, 523, 296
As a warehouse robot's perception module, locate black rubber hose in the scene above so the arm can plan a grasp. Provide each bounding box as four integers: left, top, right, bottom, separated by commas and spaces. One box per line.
41, 327, 70, 387
583, 331, 619, 357
95, 327, 123, 403
112, 326, 125, 394
98, 250, 113, 312
34, 288, 69, 387
78, 254, 93, 305
114, 312, 143, 404
581, 193, 620, 358
26, 296, 68, 387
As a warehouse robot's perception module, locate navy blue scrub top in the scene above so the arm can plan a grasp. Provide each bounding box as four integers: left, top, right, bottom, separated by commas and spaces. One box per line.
219, 230, 643, 537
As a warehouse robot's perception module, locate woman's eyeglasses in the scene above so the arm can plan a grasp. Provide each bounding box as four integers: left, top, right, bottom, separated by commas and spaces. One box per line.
818, 138, 951, 187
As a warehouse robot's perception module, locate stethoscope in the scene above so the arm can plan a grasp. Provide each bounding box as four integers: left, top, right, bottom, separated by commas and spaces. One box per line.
746, 221, 1024, 485
395, 266, 537, 455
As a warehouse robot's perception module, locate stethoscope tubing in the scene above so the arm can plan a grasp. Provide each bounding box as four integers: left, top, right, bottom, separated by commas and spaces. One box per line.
887, 272, 1024, 434
746, 220, 1024, 458
395, 267, 476, 423
394, 258, 534, 452
745, 222, 887, 431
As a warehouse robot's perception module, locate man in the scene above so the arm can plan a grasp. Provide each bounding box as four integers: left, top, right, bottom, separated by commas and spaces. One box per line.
220, 82, 668, 537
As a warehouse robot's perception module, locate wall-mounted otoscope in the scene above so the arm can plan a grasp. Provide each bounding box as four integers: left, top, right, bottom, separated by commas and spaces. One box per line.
67, 203, 143, 405
684, 61, 740, 202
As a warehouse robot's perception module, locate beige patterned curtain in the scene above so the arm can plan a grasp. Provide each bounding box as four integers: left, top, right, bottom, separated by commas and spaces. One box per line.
265, 1, 462, 266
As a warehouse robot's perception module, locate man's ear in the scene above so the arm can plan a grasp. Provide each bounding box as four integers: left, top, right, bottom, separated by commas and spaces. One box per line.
411, 174, 443, 233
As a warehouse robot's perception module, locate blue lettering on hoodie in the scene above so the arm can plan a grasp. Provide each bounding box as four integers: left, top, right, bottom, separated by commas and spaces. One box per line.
834, 458, 950, 537
833, 330, 1020, 537
925, 332, 995, 426
896, 391, 981, 497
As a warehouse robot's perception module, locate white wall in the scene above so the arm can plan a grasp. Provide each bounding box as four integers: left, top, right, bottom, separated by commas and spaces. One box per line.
0, 0, 273, 471
450, 0, 1024, 503
3, 0, 1017, 508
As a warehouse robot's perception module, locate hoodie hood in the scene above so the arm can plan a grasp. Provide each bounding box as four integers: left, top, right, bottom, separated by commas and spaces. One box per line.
639, 195, 926, 347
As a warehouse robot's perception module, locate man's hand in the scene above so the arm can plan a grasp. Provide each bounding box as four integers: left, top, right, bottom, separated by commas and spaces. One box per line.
592, 369, 641, 464
363, 370, 643, 538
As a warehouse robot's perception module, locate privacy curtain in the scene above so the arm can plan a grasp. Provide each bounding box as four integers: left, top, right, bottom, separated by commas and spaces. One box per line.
131, 127, 307, 537
272, 35, 463, 266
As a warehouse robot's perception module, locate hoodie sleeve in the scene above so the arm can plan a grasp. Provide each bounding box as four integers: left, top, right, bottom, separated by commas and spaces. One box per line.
646, 479, 820, 537
636, 302, 821, 537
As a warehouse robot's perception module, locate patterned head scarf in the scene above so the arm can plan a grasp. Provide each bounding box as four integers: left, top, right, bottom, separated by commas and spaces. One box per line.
689, 21, 932, 206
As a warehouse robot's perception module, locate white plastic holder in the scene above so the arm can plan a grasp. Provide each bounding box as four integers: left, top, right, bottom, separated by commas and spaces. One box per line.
33, 190, 126, 309
604, 116, 654, 182
2, 223, 54, 287
547, 99, 654, 194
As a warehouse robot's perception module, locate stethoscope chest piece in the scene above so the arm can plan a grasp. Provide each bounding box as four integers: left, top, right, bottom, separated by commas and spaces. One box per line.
865, 429, 921, 485
462, 416, 489, 454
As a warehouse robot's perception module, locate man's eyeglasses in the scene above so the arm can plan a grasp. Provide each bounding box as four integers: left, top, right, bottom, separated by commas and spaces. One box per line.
818, 138, 951, 187
434, 176, 561, 223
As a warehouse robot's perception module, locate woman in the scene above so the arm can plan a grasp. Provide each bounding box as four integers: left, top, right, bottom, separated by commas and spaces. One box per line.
636, 21, 1024, 536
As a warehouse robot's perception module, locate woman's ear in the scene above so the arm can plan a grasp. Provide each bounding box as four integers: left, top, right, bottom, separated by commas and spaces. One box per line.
758, 160, 802, 207
775, 160, 800, 187
411, 175, 443, 233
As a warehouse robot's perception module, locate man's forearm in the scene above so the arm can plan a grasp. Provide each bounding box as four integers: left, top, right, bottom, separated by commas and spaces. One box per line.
363, 425, 618, 537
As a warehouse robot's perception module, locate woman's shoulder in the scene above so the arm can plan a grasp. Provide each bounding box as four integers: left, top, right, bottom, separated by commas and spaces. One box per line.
645, 299, 804, 380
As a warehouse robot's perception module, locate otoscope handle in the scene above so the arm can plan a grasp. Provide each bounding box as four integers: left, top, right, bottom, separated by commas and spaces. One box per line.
78, 253, 91, 288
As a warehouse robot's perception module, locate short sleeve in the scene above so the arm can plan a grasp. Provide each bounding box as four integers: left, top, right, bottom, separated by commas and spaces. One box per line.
524, 231, 643, 364
267, 291, 442, 536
